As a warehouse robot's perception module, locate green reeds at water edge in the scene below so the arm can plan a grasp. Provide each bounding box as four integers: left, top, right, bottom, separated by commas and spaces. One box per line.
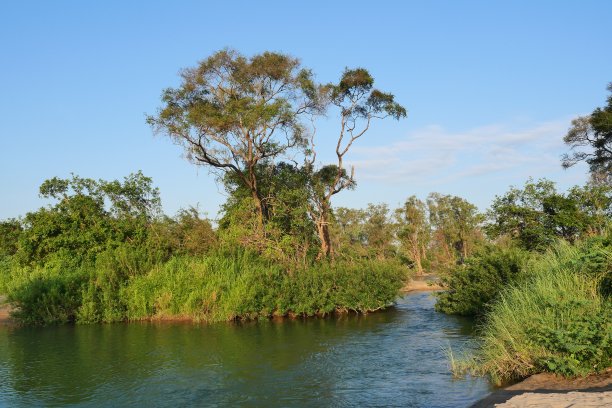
0, 249, 409, 326
455, 241, 612, 385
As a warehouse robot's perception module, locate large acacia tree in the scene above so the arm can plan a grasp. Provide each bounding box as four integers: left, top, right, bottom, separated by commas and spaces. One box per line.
147, 49, 322, 228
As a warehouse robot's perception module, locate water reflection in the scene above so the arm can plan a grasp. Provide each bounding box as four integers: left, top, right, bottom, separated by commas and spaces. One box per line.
0, 292, 491, 407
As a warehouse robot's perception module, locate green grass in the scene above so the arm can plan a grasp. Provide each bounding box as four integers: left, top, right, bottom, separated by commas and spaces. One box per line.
120, 253, 408, 323
463, 242, 611, 385
0, 250, 409, 325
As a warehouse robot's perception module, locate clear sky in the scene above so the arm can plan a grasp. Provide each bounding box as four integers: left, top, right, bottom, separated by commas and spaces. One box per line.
1, 0, 610, 219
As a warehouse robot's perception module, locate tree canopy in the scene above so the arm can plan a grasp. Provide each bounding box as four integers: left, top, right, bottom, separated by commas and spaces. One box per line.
147, 49, 323, 226
485, 178, 612, 250
562, 83, 612, 177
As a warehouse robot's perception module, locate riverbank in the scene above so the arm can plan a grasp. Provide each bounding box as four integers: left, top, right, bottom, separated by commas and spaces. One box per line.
401, 274, 443, 292
0, 273, 436, 325
472, 368, 612, 407
0, 295, 12, 325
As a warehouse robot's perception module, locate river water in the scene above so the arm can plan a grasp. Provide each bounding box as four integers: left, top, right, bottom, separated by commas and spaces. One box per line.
0, 292, 492, 407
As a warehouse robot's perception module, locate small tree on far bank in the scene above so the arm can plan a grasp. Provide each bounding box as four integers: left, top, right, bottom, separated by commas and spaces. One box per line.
395, 196, 430, 275
427, 193, 483, 269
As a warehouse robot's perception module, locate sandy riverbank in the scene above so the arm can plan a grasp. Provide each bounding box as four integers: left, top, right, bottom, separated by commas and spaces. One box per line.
401, 274, 443, 292
471, 368, 612, 407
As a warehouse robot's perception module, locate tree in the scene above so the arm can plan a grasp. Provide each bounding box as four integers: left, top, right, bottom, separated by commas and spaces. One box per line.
331, 204, 396, 260
147, 49, 322, 229
332, 207, 368, 257
485, 178, 611, 250
427, 193, 483, 268
395, 196, 430, 275
567, 183, 612, 236
307, 68, 406, 258
16, 172, 161, 266
148, 207, 217, 257
486, 179, 559, 250
0, 219, 22, 257
218, 162, 316, 262
562, 83, 612, 176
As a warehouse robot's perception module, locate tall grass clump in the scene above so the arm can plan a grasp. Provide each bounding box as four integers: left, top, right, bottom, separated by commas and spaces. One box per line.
468, 242, 611, 385
121, 252, 408, 323
3, 248, 408, 325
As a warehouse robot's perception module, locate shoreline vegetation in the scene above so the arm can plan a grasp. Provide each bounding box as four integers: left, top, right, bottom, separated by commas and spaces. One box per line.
0, 251, 408, 326
444, 234, 611, 386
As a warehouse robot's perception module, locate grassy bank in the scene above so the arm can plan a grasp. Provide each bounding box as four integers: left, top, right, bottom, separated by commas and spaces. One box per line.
452, 240, 611, 385
0, 251, 408, 326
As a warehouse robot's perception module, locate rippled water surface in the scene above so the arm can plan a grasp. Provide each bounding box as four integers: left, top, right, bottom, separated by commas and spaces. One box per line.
0, 292, 492, 407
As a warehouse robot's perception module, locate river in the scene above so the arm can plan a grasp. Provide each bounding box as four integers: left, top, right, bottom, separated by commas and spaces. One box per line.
0, 292, 492, 407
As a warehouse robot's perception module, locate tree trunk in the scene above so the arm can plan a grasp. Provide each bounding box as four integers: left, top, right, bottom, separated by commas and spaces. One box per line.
316, 210, 332, 260
410, 236, 424, 276
413, 248, 424, 276
251, 189, 266, 231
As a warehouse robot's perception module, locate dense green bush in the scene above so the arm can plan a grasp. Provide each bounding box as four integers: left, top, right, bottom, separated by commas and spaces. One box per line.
463, 242, 611, 384
2, 259, 89, 325
435, 245, 528, 316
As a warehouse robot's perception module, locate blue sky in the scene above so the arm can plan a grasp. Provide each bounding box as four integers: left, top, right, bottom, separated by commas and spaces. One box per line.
1, 1, 610, 219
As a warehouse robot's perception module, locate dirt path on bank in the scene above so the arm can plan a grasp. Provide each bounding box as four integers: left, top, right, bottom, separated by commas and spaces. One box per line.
471, 368, 612, 407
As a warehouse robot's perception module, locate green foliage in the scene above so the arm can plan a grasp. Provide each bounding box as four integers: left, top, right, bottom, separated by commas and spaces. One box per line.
332, 204, 396, 260
0, 219, 22, 257
562, 82, 612, 175
463, 240, 612, 384
486, 179, 612, 250
15, 172, 161, 267
7, 265, 88, 326
219, 162, 317, 262
435, 245, 528, 316
0, 255, 15, 294
147, 207, 217, 258
395, 196, 430, 274
427, 193, 484, 270
527, 303, 610, 377
121, 253, 407, 322
329, 68, 407, 120
79, 243, 166, 323
3, 249, 408, 325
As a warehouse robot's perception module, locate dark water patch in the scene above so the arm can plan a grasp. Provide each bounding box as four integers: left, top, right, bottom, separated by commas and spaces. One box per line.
0, 292, 492, 407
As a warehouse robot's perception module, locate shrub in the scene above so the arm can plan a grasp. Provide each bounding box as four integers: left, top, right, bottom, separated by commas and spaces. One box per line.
466, 243, 611, 385
435, 245, 528, 316
9, 268, 88, 325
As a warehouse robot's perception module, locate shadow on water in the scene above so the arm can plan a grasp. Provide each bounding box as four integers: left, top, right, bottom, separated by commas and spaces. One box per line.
0, 292, 492, 407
